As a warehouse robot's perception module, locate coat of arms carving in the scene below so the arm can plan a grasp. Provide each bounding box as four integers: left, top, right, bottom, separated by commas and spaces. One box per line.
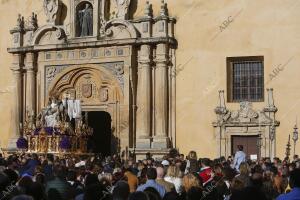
81, 83, 92, 98
100, 88, 109, 102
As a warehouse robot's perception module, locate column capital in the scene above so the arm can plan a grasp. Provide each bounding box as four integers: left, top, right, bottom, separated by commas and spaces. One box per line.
10, 54, 24, 71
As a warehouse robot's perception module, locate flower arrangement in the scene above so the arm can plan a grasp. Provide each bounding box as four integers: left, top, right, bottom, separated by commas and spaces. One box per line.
16, 137, 28, 149
59, 136, 71, 150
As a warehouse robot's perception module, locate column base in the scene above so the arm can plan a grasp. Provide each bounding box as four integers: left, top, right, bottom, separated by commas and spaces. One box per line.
152, 136, 169, 149
136, 136, 151, 149
131, 148, 170, 160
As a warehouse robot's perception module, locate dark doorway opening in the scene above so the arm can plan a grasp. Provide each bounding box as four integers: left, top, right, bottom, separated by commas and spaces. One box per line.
231, 135, 259, 159
86, 111, 112, 156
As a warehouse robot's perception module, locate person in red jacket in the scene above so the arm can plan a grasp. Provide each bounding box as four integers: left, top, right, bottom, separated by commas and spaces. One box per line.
199, 158, 214, 186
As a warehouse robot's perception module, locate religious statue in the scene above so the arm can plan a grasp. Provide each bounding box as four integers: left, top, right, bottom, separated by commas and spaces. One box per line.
114, 0, 131, 20
77, 3, 93, 37
43, 0, 61, 25
37, 95, 65, 127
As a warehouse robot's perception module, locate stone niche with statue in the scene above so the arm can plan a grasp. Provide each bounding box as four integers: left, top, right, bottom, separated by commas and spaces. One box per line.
7, 0, 177, 158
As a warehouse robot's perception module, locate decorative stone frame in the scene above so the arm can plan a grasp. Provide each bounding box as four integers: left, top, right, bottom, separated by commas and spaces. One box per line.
213, 89, 279, 159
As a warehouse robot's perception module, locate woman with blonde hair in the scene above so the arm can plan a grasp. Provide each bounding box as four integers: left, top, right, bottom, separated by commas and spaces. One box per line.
165, 165, 183, 194
182, 173, 202, 192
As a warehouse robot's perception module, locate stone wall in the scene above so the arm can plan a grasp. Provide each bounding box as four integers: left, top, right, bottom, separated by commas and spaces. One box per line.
1, 0, 300, 158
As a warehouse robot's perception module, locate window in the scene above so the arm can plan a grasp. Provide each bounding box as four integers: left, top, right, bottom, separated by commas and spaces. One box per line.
227, 56, 264, 102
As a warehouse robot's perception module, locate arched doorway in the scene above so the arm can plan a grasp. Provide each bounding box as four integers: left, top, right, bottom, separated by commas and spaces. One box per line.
86, 111, 112, 155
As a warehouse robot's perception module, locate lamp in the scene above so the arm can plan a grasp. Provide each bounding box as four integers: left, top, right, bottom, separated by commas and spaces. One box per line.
292, 124, 298, 157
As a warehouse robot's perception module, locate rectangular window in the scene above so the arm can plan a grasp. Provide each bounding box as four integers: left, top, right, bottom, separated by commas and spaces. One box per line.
227, 56, 264, 102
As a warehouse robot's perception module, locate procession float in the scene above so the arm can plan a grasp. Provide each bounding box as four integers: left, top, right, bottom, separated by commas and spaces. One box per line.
17, 93, 93, 154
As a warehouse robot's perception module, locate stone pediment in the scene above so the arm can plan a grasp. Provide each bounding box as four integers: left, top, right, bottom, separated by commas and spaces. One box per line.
31, 25, 66, 45
214, 101, 275, 126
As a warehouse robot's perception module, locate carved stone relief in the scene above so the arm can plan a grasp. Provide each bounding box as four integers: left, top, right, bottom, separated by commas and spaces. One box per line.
114, 0, 131, 20
43, 0, 61, 25
100, 87, 109, 102
45, 62, 125, 98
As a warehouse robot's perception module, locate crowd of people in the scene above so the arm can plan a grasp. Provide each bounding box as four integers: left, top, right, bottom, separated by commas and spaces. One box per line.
0, 146, 300, 200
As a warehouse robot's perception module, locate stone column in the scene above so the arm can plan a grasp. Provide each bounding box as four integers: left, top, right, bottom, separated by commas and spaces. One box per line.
136, 45, 152, 148
152, 43, 169, 148
25, 52, 36, 115
8, 54, 23, 150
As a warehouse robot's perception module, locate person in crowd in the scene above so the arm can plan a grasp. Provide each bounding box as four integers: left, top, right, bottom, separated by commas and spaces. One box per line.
199, 158, 213, 186
45, 165, 71, 199
185, 151, 198, 174
233, 145, 246, 172
156, 166, 175, 193
123, 163, 138, 193
164, 165, 183, 194
137, 167, 166, 198
277, 168, 300, 200
112, 180, 130, 200
1, 149, 300, 200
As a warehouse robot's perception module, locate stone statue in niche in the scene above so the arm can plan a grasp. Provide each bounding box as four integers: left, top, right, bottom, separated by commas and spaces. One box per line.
114, 0, 131, 20
43, 0, 61, 25
77, 3, 93, 37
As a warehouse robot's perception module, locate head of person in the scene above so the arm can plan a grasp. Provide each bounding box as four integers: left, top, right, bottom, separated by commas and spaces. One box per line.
85, 173, 99, 187
53, 165, 66, 179
182, 173, 201, 192
144, 187, 162, 200
231, 177, 245, 192
237, 145, 243, 151
156, 166, 165, 179
35, 173, 46, 185
27, 182, 45, 200
166, 165, 180, 178
200, 158, 210, 168
147, 168, 157, 180
186, 186, 202, 200
289, 168, 300, 188
113, 181, 130, 200
128, 191, 149, 200
239, 162, 250, 176
188, 151, 197, 160
84, 183, 111, 200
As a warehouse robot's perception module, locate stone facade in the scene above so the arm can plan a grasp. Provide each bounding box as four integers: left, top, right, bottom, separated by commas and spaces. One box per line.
6, 0, 177, 156
1, 0, 300, 158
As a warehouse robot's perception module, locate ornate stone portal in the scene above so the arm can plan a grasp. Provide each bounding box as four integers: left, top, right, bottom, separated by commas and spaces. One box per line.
7, 0, 177, 157
213, 89, 280, 159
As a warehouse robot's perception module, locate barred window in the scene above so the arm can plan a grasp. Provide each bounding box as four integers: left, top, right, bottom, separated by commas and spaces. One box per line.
227, 57, 264, 102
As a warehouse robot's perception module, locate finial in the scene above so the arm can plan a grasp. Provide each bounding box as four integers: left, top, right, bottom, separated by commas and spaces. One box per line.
17, 14, 24, 29
160, 0, 168, 16
29, 12, 38, 30
144, 1, 153, 17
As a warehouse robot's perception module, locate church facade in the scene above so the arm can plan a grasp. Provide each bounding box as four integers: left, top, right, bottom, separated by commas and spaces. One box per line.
0, 0, 299, 159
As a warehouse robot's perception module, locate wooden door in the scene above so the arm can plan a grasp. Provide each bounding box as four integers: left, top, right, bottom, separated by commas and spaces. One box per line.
231, 135, 259, 159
